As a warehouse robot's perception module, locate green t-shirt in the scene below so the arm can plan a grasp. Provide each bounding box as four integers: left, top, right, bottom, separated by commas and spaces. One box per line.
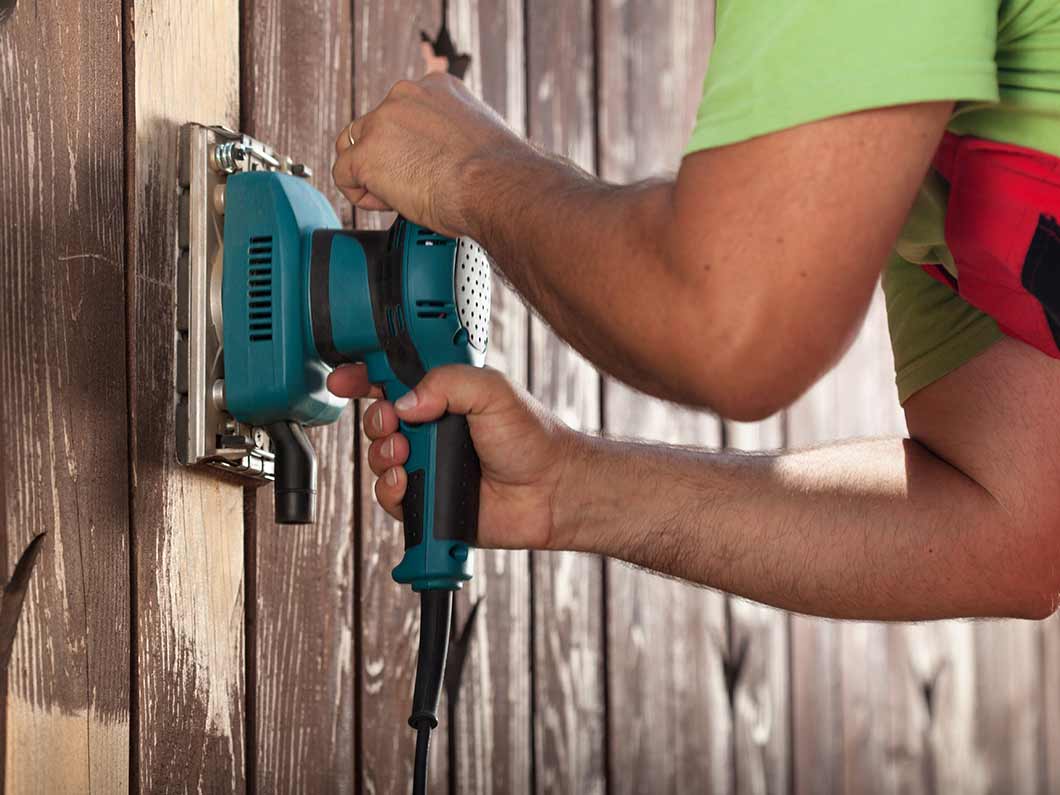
686, 1, 1060, 402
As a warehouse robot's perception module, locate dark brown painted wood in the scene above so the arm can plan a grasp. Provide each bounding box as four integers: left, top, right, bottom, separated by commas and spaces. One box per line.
240, 0, 358, 789
0, 2, 131, 788
353, 3, 449, 792
525, 2, 606, 792
127, 1, 246, 789
446, 2, 534, 793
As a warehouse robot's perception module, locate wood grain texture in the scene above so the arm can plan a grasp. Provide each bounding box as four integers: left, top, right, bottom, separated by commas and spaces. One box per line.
1042, 614, 1060, 793
724, 420, 790, 795
0, 3, 130, 791
353, 3, 445, 792
595, 2, 737, 792
447, 2, 533, 793
786, 291, 987, 795
241, 1, 358, 790
603, 391, 732, 795
128, 1, 245, 789
526, 3, 606, 793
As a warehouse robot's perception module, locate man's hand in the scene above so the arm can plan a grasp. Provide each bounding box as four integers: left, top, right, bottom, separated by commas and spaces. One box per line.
331, 339, 1060, 622
327, 363, 577, 551
333, 73, 531, 238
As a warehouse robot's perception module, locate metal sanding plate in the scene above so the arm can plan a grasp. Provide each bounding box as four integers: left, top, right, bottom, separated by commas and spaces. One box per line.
176, 123, 298, 480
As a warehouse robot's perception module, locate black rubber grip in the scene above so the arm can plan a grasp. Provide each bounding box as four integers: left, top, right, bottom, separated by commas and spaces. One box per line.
431, 413, 480, 545
400, 414, 480, 550
403, 469, 425, 550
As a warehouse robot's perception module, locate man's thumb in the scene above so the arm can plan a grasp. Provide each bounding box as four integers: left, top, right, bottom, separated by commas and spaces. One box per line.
393, 365, 504, 422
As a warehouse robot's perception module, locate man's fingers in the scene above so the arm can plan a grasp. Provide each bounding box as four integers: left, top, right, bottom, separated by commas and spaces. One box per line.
334, 117, 366, 155
367, 433, 409, 476
355, 194, 393, 212
332, 136, 372, 194
327, 363, 384, 399
375, 466, 407, 520
394, 365, 510, 422
363, 400, 399, 439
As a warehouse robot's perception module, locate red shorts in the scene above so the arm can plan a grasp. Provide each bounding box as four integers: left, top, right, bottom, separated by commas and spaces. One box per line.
921, 132, 1060, 358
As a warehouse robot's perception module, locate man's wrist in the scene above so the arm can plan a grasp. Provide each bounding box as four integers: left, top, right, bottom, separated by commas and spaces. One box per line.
547, 432, 622, 554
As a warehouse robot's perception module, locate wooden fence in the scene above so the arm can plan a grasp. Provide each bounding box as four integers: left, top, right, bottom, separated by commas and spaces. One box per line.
1, 0, 1058, 792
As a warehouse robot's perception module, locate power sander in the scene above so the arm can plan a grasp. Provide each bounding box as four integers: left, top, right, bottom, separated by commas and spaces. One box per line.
176, 124, 490, 792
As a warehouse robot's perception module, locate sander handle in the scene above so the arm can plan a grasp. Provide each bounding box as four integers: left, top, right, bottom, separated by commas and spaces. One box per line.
380, 378, 480, 591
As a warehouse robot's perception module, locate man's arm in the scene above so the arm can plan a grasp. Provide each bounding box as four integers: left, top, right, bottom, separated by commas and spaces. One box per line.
334, 74, 952, 417
553, 337, 1060, 621
336, 334, 1060, 622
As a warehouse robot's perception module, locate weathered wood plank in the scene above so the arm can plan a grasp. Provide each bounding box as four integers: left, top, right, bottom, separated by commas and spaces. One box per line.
787, 291, 922, 795
1042, 614, 1060, 793
128, 1, 245, 789
353, 3, 447, 792
240, 1, 358, 790
526, 2, 606, 792
0, 3, 130, 791
604, 388, 732, 795
446, 2, 533, 793
724, 420, 790, 795
595, 1, 737, 792
787, 290, 989, 795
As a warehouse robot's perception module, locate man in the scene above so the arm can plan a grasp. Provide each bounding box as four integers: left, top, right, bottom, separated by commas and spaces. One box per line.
329, 2, 1060, 621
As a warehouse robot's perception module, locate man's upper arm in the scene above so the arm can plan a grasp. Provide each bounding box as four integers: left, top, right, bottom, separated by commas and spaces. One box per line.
662, 0, 1000, 417
667, 102, 953, 417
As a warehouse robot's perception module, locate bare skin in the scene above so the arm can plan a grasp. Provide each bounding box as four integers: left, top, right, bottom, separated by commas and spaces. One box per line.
331, 339, 1060, 621
333, 73, 951, 417
329, 74, 1060, 621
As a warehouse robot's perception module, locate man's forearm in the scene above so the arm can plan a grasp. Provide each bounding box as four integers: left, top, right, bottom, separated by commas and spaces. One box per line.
462, 151, 692, 400
553, 434, 1052, 621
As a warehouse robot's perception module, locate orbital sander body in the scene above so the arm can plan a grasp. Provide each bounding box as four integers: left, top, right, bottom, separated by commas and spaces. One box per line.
222, 169, 489, 590
177, 124, 490, 792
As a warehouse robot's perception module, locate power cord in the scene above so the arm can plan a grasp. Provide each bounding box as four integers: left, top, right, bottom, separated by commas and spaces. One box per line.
409, 590, 453, 795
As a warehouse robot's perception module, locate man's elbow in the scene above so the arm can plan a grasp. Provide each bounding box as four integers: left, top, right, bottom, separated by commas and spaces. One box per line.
996, 520, 1060, 621
676, 346, 821, 422
665, 298, 845, 421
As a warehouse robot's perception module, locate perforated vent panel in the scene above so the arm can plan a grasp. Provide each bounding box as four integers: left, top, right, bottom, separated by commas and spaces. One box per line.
454, 238, 492, 352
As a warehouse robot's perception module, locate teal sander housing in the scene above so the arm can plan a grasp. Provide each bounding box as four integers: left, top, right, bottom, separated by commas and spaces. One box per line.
176, 124, 490, 793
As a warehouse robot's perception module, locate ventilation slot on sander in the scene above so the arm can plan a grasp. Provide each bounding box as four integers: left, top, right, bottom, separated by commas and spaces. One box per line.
247, 235, 274, 342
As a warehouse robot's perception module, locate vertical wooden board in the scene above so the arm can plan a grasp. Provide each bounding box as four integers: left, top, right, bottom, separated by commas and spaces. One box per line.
595, 2, 737, 793
353, 3, 446, 792
724, 420, 790, 795
447, 2, 533, 793
241, 1, 357, 790
971, 620, 1043, 795
526, 2, 606, 793
128, 1, 245, 789
605, 389, 733, 795
0, 3, 130, 791
1042, 613, 1060, 793
786, 290, 986, 794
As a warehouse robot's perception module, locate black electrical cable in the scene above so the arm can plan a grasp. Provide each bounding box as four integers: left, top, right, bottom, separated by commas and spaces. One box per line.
409, 589, 453, 795
412, 726, 431, 795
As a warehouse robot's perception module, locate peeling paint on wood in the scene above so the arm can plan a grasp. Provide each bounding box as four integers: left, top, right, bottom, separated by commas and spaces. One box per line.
241, 0, 358, 790
0, 0, 131, 790
446, 2, 533, 793
127, 0, 245, 789
527, 3, 606, 793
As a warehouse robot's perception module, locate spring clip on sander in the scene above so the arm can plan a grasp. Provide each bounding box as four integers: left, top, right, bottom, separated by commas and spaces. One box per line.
177, 124, 490, 791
